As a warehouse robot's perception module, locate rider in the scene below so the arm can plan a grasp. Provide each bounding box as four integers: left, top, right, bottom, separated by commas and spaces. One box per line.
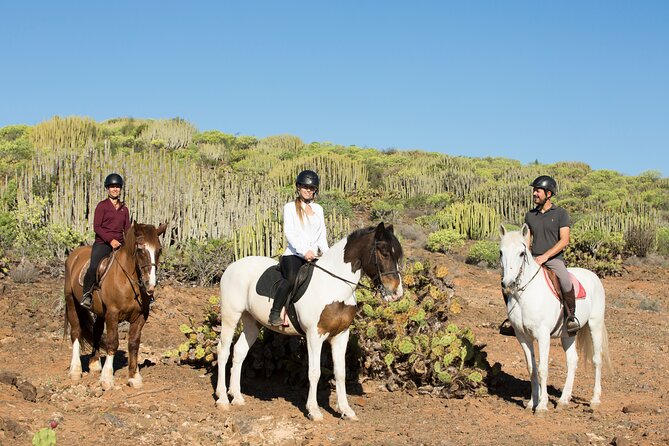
268, 170, 329, 326
81, 173, 131, 310
524, 175, 580, 336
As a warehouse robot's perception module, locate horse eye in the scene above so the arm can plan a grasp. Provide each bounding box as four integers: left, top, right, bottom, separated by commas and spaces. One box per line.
520, 251, 526, 257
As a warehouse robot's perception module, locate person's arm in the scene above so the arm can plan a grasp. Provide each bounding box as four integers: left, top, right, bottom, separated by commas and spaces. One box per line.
535, 226, 570, 265
93, 202, 113, 244
283, 203, 309, 256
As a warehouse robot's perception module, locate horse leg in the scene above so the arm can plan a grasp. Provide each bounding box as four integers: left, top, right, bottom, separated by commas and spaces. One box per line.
305, 330, 326, 421
100, 311, 120, 390
228, 312, 259, 406
65, 294, 83, 381
127, 316, 147, 388
535, 333, 551, 413
516, 334, 538, 410
88, 317, 105, 374
557, 335, 577, 408
215, 309, 243, 410
330, 329, 357, 420
583, 321, 604, 407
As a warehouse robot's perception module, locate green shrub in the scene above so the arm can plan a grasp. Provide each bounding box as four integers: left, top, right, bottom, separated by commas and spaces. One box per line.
161, 238, 233, 286
371, 200, 404, 220
655, 226, 669, 256
624, 224, 656, 257
565, 229, 624, 276
426, 229, 466, 253
466, 241, 499, 267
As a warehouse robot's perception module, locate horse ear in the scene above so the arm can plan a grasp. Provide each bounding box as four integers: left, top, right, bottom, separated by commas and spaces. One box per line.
499, 224, 506, 237
375, 222, 386, 238
156, 223, 167, 236
521, 223, 531, 244
350, 259, 362, 273
386, 224, 394, 234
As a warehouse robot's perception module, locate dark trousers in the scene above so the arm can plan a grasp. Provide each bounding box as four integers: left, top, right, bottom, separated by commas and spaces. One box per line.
271, 255, 307, 313
83, 243, 112, 294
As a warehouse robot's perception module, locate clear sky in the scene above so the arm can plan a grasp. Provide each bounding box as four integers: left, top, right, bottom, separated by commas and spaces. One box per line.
1, 1, 667, 177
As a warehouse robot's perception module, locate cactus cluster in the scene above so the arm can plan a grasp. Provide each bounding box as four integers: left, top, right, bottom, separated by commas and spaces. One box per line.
353, 260, 494, 397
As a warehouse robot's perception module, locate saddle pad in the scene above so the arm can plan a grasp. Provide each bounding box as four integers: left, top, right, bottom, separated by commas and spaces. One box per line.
255, 262, 315, 305
77, 255, 113, 287
543, 268, 587, 300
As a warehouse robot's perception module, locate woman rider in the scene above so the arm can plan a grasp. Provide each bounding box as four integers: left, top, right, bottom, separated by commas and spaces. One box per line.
268, 170, 328, 326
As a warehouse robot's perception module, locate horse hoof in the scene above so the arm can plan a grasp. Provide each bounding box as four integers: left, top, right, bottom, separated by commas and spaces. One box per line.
231, 396, 246, 406
308, 412, 324, 422
534, 408, 548, 417
69, 373, 82, 382
89, 362, 102, 373
342, 412, 358, 421
128, 378, 143, 389
216, 400, 230, 411
590, 401, 601, 409
101, 380, 114, 391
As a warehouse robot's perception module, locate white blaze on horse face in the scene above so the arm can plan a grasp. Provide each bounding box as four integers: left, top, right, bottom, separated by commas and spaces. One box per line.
146, 246, 157, 289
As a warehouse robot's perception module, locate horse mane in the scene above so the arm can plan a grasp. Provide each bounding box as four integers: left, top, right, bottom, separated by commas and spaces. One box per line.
120, 224, 137, 258
345, 224, 404, 266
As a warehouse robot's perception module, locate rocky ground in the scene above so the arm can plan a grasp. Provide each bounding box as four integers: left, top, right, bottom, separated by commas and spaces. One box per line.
1, 251, 668, 445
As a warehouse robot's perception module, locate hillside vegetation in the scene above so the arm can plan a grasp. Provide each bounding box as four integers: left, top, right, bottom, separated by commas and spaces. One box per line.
1, 115, 668, 399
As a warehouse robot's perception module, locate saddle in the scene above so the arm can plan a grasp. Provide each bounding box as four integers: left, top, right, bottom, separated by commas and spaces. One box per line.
543, 267, 586, 301
78, 251, 116, 288
255, 260, 316, 334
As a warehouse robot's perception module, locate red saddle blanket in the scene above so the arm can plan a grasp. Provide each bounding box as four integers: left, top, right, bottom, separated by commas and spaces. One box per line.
542, 268, 587, 300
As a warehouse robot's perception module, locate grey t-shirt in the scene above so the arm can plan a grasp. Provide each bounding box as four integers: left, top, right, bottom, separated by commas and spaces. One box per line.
524, 204, 570, 260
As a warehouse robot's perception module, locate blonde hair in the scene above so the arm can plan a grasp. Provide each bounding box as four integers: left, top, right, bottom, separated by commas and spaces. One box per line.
294, 197, 305, 224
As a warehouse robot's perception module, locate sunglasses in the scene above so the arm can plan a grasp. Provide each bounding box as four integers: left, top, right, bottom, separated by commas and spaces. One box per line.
299, 185, 317, 192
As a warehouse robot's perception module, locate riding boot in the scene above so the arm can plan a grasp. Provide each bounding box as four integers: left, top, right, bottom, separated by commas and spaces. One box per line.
268, 282, 290, 326
81, 272, 95, 310
563, 287, 580, 336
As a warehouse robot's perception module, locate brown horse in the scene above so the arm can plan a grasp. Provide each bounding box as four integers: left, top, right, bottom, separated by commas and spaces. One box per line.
64, 222, 167, 390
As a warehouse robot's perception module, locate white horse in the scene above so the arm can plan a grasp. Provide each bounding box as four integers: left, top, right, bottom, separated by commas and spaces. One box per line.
499, 224, 611, 413
216, 222, 403, 421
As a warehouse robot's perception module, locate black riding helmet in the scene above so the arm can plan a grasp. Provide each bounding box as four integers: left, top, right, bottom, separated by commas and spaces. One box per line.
104, 173, 124, 188
530, 175, 557, 196
296, 170, 319, 189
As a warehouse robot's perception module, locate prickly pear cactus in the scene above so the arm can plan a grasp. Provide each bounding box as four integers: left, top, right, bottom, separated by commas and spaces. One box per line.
32, 428, 56, 446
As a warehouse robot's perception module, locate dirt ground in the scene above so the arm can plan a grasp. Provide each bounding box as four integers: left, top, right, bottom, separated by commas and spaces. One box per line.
1, 252, 668, 446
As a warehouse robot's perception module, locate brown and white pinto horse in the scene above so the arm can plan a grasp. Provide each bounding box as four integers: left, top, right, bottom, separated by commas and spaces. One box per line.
216, 222, 403, 421
64, 222, 166, 390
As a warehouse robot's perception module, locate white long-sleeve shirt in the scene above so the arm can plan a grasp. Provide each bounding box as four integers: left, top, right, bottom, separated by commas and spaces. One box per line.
282, 201, 329, 258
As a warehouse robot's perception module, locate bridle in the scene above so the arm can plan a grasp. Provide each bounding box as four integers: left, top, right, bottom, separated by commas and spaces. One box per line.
116, 245, 158, 298
504, 243, 541, 295
311, 237, 400, 299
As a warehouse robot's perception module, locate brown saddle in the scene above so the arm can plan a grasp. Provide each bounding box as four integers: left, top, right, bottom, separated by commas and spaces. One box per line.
543, 267, 587, 301
78, 252, 116, 288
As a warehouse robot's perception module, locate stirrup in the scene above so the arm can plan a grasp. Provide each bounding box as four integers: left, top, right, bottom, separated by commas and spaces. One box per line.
498, 318, 515, 336
268, 312, 283, 326
80, 292, 93, 310
565, 316, 580, 336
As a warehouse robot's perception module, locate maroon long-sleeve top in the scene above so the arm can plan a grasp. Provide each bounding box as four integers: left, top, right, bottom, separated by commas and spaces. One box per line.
93, 198, 131, 245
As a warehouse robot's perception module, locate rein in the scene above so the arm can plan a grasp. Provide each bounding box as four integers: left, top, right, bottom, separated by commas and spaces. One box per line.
311, 238, 400, 298
509, 245, 542, 294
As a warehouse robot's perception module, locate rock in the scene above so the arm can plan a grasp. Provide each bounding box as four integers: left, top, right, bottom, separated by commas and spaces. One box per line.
17, 380, 37, 402
622, 403, 648, 413
0, 416, 25, 437
611, 436, 632, 446
0, 336, 17, 345
0, 370, 18, 386
102, 413, 125, 428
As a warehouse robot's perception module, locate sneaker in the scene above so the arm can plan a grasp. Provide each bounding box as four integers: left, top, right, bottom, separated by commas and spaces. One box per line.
566, 316, 580, 337
268, 312, 283, 326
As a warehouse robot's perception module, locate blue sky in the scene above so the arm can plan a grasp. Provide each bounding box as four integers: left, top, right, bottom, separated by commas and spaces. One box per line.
1, 1, 667, 177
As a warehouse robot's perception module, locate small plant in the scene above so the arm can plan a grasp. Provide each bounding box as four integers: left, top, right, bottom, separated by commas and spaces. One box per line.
426, 229, 465, 253
32, 427, 56, 446
10, 259, 39, 283
624, 224, 656, 257
466, 241, 499, 267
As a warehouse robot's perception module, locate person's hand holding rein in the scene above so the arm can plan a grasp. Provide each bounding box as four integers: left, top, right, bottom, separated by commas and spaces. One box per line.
110, 239, 121, 249
304, 250, 317, 262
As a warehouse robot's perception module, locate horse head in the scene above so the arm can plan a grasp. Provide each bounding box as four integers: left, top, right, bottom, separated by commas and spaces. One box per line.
125, 222, 167, 297
499, 223, 532, 295
345, 222, 404, 301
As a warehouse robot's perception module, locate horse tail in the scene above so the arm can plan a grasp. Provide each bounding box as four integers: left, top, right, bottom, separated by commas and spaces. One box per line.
577, 321, 613, 374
